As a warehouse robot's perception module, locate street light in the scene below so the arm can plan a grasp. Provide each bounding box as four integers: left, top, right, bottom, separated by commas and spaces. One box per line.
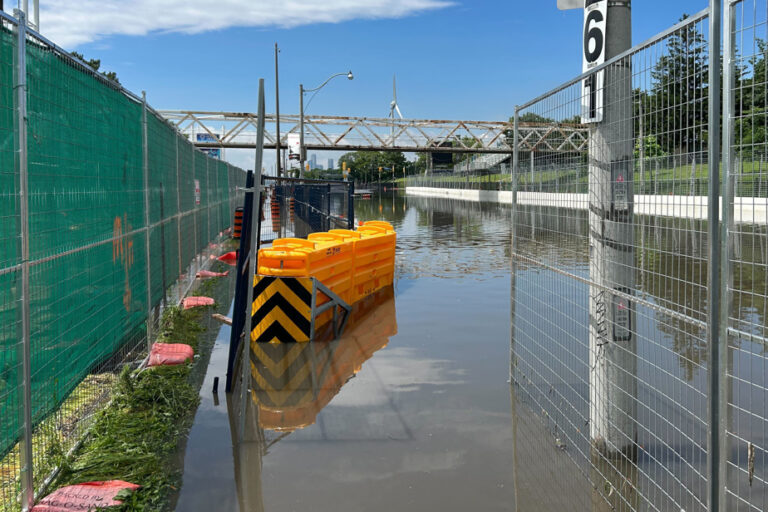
299, 71, 353, 177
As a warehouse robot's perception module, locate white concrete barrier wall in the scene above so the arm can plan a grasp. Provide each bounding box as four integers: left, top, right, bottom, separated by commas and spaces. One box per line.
405, 187, 768, 224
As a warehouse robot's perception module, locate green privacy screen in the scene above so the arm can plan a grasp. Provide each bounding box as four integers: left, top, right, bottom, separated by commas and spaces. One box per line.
0, 26, 246, 457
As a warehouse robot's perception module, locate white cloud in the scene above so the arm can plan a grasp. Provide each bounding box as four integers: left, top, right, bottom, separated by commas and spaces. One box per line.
38, 0, 453, 48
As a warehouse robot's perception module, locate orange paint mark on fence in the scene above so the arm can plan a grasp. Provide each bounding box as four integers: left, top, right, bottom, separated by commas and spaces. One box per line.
113, 214, 135, 311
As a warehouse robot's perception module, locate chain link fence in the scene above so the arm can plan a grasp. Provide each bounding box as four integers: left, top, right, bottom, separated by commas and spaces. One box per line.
260, 176, 354, 244
0, 12, 246, 510
506, 4, 768, 511
399, 4, 768, 509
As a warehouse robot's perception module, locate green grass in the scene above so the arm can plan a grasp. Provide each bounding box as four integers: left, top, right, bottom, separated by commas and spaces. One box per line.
47, 272, 227, 511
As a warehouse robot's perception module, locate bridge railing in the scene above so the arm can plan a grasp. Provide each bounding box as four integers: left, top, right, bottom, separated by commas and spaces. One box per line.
508, 5, 768, 511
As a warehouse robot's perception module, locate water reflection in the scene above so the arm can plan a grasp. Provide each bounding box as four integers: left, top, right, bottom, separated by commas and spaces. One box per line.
226, 287, 397, 510
250, 287, 397, 432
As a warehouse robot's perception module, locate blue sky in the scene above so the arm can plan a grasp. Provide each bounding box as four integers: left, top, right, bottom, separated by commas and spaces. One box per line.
19, 0, 711, 170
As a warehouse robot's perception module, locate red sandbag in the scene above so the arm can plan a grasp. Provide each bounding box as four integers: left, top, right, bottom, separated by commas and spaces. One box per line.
182, 296, 215, 309
196, 269, 229, 278
32, 480, 139, 511
217, 251, 238, 265
148, 343, 194, 367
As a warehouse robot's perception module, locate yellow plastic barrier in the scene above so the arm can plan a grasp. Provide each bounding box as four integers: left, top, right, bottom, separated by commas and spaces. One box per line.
256, 221, 396, 328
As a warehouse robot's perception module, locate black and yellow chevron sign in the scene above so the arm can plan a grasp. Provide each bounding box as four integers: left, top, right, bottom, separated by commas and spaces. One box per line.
251, 275, 313, 343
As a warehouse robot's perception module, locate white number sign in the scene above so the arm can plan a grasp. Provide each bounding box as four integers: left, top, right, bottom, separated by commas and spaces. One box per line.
581, 0, 607, 123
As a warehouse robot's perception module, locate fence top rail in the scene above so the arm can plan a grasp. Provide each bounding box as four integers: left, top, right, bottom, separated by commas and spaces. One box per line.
0, 8, 245, 168
263, 176, 350, 186
516, 6, 710, 111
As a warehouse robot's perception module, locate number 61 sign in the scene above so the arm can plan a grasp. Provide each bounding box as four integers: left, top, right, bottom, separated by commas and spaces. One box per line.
582, 0, 607, 123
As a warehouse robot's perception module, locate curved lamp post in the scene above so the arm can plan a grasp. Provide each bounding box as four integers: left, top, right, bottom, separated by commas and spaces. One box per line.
299, 71, 353, 177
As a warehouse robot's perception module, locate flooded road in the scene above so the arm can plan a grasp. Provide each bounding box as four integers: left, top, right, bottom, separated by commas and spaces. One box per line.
175, 191, 522, 511
173, 191, 768, 511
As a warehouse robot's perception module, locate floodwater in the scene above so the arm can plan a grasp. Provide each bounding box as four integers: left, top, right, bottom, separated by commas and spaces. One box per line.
173, 190, 768, 511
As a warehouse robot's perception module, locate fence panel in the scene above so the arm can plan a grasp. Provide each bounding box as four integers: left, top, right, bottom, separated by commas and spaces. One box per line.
0, 12, 246, 510
724, 1, 768, 510
511, 11, 715, 512
260, 177, 353, 244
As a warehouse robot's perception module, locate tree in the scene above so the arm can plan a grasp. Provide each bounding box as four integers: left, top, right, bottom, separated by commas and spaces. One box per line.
518, 112, 554, 124
648, 14, 708, 155
338, 151, 407, 182
71, 51, 119, 83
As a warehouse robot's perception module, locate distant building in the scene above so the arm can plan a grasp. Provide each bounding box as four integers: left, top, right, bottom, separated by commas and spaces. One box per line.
328, 158, 334, 170
310, 154, 317, 169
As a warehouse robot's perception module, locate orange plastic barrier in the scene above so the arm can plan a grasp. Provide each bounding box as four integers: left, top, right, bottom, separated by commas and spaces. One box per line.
257, 221, 395, 309
233, 207, 244, 239
148, 343, 195, 367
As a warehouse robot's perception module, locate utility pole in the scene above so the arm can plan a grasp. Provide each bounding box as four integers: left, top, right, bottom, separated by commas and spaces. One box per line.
585, 0, 637, 467
299, 83, 305, 178
274, 43, 281, 177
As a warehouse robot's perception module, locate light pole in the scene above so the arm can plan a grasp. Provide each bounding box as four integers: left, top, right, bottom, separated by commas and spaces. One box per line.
275, 43, 281, 177
299, 70, 353, 178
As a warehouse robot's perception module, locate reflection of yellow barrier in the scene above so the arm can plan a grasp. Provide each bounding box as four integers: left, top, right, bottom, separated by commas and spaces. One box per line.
256, 221, 396, 331
250, 286, 397, 430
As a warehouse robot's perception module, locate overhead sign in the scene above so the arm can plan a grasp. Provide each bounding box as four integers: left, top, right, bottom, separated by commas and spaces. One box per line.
581, 0, 607, 123
196, 133, 221, 159
287, 133, 301, 166
557, 0, 584, 9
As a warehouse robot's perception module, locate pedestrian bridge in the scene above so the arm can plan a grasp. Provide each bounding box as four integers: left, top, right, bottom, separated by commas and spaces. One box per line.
158, 110, 589, 155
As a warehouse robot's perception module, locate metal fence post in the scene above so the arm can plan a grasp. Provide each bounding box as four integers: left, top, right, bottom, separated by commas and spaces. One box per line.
175, 132, 182, 277
510, 107, 520, 385
717, 1, 733, 510
239, 78, 266, 436
706, 1, 723, 510
141, 91, 153, 351
206, 157, 211, 241
348, 181, 355, 229
192, 145, 198, 261
14, 9, 34, 511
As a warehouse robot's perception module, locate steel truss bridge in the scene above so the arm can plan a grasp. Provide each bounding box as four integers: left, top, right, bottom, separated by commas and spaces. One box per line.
158, 111, 589, 155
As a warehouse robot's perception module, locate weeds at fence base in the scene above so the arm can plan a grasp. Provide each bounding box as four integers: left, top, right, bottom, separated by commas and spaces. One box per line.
0, 373, 117, 511
45, 276, 226, 511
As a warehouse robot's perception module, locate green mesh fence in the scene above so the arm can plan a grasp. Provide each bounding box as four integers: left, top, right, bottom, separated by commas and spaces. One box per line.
0, 25, 20, 508
0, 18, 246, 506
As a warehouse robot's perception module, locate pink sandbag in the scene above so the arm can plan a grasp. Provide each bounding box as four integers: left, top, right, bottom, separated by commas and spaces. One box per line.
32, 480, 140, 511
182, 296, 215, 309
147, 343, 194, 367
217, 251, 238, 265
196, 269, 229, 278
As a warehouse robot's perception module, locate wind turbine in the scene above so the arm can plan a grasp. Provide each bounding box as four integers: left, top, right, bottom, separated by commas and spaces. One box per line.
389, 74, 403, 142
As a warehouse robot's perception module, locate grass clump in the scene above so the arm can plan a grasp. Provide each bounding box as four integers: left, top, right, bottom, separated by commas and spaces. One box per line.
52, 305, 208, 510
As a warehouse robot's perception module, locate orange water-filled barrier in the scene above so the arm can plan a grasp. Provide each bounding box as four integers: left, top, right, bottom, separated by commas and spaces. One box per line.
251, 221, 395, 343
257, 221, 395, 304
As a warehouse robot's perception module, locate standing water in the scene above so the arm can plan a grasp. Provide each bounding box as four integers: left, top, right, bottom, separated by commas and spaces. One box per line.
173, 190, 767, 510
